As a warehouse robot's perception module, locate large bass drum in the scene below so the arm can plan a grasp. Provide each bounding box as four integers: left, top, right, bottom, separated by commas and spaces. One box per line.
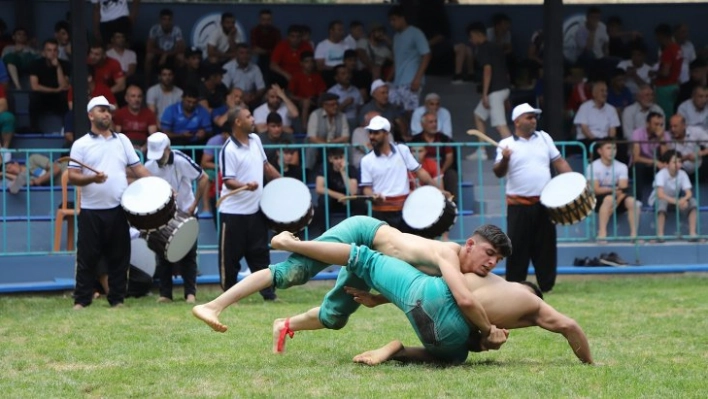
145, 212, 199, 262
260, 177, 314, 233
121, 176, 176, 231
403, 186, 458, 239
540, 172, 595, 225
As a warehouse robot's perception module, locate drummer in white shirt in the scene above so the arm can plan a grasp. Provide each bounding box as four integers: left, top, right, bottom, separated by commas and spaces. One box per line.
145, 133, 210, 303
68, 95, 152, 309
586, 139, 639, 241
493, 103, 572, 293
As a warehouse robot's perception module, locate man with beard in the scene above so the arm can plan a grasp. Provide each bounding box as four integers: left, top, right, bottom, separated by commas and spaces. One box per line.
113, 84, 157, 151
359, 115, 436, 231
253, 84, 299, 134
67, 96, 151, 309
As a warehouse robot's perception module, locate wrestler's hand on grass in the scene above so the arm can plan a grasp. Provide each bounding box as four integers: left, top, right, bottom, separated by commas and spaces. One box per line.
344, 286, 387, 308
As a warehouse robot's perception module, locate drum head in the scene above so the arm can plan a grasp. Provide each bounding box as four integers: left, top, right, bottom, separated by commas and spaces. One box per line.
540, 172, 588, 208
121, 176, 173, 215
130, 238, 156, 277
165, 217, 199, 263
403, 186, 446, 229
260, 177, 312, 224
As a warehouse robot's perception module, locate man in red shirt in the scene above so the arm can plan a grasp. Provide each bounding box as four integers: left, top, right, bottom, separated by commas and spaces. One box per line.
67, 67, 116, 111
289, 51, 326, 130
269, 25, 313, 87
653, 24, 683, 122
250, 9, 281, 79
87, 42, 126, 96
113, 85, 158, 150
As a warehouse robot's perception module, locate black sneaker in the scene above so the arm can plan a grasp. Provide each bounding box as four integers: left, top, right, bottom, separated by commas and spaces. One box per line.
599, 252, 629, 267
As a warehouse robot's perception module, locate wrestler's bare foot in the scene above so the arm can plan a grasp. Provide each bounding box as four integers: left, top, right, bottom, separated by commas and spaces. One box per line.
185, 294, 196, 304
272, 318, 288, 354
73, 304, 85, 310
353, 340, 403, 366
270, 231, 299, 250
192, 304, 228, 332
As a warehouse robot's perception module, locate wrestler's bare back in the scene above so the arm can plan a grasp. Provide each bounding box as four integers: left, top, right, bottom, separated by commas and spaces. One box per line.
372, 225, 460, 276
464, 273, 542, 329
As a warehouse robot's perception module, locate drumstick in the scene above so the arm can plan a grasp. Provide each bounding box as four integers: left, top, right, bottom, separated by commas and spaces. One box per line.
215, 186, 250, 208
338, 195, 378, 203
56, 156, 102, 174
466, 129, 501, 148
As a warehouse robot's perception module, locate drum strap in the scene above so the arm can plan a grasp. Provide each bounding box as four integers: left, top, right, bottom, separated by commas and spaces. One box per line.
506, 195, 540, 206
373, 194, 408, 211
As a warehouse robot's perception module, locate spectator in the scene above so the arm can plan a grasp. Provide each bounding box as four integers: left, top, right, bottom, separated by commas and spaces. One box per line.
306, 92, 350, 171
206, 12, 242, 65
0, 83, 14, 163
574, 80, 620, 145
145, 8, 185, 81
357, 22, 393, 82
343, 21, 366, 52
621, 84, 664, 139
410, 93, 452, 138
358, 79, 406, 141
198, 64, 228, 114
68, 66, 116, 111
253, 84, 298, 134
175, 47, 203, 91
311, 147, 364, 233
200, 129, 230, 221
315, 20, 350, 87
91, 0, 137, 44
288, 51, 326, 130
616, 44, 651, 96
673, 23, 696, 84
607, 68, 633, 116
574, 7, 609, 67
160, 87, 211, 146
606, 16, 642, 61
222, 43, 266, 109
29, 39, 70, 133
87, 42, 126, 95
343, 49, 372, 102
410, 111, 458, 200
327, 64, 363, 131
676, 59, 708, 108
212, 87, 245, 134
653, 24, 683, 120
1, 27, 39, 89
668, 114, 708, 178
54, 21, 72, 62
269, 25, 313, 88
250, 9, 281, 79
676, 86, 708, 131
649, 150, 698, 240
106, 31, 136, 79
586, 139, 639, 241
630, 111, 670, 203
146, 65, 183, 126
4, 154, 67, 194
259, 111, 294, 169
113, 85, 158, 151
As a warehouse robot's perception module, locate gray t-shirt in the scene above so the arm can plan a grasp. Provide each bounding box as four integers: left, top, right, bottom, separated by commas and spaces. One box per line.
475, 41, 509, 93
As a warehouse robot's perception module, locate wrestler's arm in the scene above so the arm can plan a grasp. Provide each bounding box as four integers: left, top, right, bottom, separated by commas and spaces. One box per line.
533, 302, 594, 364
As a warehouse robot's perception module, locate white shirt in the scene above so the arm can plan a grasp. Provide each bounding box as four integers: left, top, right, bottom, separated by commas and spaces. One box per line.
314, 39, 351, 68
106, 48, 137, 74
218, 135, 267, 214
68, 132, 140, 209
253, 102, 291, 127
677, 99, 708, 131
327, 83, 363, 121
574, 100, 621, 140
669, 126, 708, 174
616, 60, 652, 95
145, 150, 204, 213
650, 168, 692, 206
575, 22, 609, 60
222, 61, 265, 93
360, 143, 420, 196
586, 159, 628, 188
206, 28, 244, 58
91, 0, 129, 22
679, 41, 696, 83
495, 131, 561, 196
621, 102, 664, 140
146, 84, 183, 123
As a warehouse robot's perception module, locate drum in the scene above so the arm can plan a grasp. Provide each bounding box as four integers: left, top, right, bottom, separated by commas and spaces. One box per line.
402, 186, 458, 239
121, 176, 176, 231
260, 177, 314, 233
130, 231, 157, 278
540, 172, 596, 225
145, 212, 200, 263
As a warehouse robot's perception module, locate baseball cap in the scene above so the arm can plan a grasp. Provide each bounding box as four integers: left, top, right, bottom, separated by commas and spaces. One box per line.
186, 46, 202, 58
146, 132, 171, 160
86, 95, 116, 113
370, 79, 388, 95
365, 115, 391, 132
511, 103, 542, 121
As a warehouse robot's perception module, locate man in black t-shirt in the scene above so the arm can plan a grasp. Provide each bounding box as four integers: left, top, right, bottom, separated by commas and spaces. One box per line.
29, 39, 70, 132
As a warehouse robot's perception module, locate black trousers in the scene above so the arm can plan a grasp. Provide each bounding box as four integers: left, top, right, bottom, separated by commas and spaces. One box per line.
74, 207, 131, 306
218, 211, 276, 299
506, 203, 557, 293
372, 210, 409, 233
156, 241, 198, 300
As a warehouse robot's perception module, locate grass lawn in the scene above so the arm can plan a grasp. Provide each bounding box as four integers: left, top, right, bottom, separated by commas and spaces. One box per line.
1, 275, 707, 398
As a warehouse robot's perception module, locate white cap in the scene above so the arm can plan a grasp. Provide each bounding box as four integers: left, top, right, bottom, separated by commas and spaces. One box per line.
146, 132, 171, 160
370, 79, 388, 95
365, 115, 391, 132
511, 103, 542, 121
86, 95, 116, 113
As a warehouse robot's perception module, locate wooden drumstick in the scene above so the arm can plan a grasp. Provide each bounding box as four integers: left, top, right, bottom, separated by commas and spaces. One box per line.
338, 194, 378, 203
466, 129, 501, 148
56, 156, 103, 174
215, 186, 251, 208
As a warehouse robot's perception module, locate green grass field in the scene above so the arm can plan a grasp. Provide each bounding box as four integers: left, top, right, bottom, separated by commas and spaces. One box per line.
2, 275, 707, 398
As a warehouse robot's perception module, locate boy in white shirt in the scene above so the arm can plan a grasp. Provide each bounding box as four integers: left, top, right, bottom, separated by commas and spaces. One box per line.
586, 140, 639, 241
650, 150, 698, 240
